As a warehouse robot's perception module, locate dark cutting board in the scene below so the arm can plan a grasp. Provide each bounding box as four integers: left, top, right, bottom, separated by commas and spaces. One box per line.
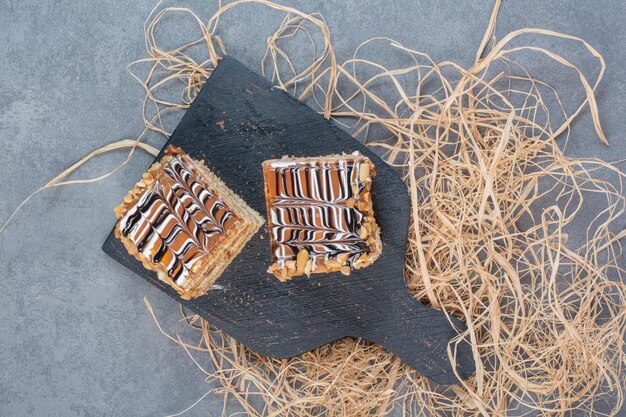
103, 56, 474, 385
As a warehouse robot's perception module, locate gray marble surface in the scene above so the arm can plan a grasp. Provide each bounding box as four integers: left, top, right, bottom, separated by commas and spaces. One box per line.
1, 1, 624, 416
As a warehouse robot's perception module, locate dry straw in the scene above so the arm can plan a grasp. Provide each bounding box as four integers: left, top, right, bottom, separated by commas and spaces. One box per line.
2, 0, 625, 416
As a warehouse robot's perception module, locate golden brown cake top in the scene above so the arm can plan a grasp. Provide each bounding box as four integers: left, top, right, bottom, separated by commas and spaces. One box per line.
118, 147, 241, 285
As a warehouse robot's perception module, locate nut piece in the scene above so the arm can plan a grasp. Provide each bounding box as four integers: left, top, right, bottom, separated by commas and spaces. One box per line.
128, 244, 138, 256
285, 260, 296, 272
353, 253, 371, 269
359, 163, 370, 182
359, 225, 369, 240
337, 253, 349, 264
340, 266, 351, 275
325, 259, 343, 271
296, 249, 309, 274
358, 200, 373, 212
123, 193, 134, 203
267, 263, 282, 279
314, 262, 328, 273
148, 162, 162, 173
142, 172, 155, 185
304, 259, 313, 276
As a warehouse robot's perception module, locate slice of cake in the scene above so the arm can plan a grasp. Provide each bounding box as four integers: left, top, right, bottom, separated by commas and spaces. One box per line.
262, 152, 382, 281
114, 145, 263, 299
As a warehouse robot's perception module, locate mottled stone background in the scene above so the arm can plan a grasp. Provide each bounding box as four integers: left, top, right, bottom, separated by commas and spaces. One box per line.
1, 1, 624, 416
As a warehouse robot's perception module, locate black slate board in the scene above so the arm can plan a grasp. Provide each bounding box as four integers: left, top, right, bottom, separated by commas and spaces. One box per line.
103, 56, 474, 385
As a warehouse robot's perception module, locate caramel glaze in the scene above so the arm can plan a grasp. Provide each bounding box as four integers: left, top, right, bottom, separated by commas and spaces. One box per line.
264, 158, 369, 270
119, 155, 240, 285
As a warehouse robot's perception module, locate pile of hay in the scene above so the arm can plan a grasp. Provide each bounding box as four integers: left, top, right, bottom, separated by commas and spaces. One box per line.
4, 1, 624, 416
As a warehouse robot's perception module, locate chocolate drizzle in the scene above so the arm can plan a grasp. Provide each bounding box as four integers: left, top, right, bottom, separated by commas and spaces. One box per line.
119, 155, 240, 285
264, 158, 370, 270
